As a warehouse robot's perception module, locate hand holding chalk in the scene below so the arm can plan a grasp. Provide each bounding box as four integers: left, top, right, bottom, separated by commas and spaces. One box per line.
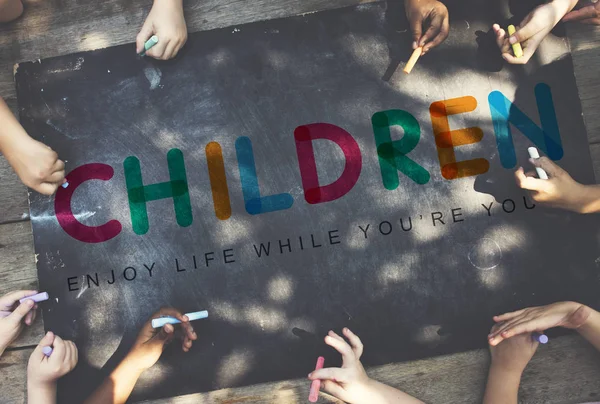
126, 307, 197, 371
308, 329, 380, 403
0, 290, 40, 351
487, 328, 538, 377
27, 332, 78, 391
493, 2, 569, 64
135, 0, 188, 59
151, 310, 208, 328
527, 147, 548, 179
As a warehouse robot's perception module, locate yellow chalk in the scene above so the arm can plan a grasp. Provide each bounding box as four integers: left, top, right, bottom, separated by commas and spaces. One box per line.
403, 47, 423, 74
507, 25, 523, 58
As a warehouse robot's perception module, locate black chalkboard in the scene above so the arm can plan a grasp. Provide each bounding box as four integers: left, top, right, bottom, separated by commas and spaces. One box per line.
15, 1, 600, 402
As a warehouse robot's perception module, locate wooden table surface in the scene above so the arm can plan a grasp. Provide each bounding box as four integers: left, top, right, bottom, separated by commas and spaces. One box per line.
0, 1, 599, 403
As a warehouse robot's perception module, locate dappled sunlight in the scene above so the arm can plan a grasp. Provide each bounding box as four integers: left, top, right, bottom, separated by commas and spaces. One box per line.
216, 348, 256, 386
266, 274, 295, 302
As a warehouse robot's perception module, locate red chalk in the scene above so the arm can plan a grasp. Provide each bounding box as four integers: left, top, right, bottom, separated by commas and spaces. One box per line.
308, 356, 325, 403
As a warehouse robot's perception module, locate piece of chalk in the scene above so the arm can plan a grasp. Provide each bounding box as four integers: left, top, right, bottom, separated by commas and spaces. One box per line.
140, 35, 159, 56
62, 182, 69, 189
308, 356, 325, 403
532, 332, 549, 344
403, 47, 423, 74
527, 147, 549, 179
507, 25, 523, 58
151, 310, 208, 329
19, 292, 49, 304
42, 346, 53, 357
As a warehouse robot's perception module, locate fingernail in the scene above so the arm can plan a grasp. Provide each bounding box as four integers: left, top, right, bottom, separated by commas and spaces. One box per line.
412, 41, 417, 49
308, 373, 313, 378
509, 36, 517, 44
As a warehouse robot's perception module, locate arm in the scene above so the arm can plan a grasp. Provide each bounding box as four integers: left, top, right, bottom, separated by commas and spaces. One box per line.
308, 328, 423, 404
483, 329, 538, 404
0, 290, 38, 357
84, 308, 196, 404
0, 97, 65, 195
403, 0, 449, 54
515, 157, 600, 214
27, 332, 78, 404
488, 301, 600, 352
135, 0, 188, 60
492, 0, 579, 64
563, 2, 600, 25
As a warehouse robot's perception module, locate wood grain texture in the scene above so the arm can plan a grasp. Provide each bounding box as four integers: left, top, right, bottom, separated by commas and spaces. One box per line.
567, 23, 600, 144
0, 348, 28, 404
0, 221, 44, 348
2, 335, 598, 404
0, 155, 29, 225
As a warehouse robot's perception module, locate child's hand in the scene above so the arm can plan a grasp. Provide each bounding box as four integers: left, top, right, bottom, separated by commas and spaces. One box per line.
136, 0, 187, 60
27, 332, 78, 388
488, 301, 590, 346
563, 1, 600, 25
3, 134, 65, 195
514, 157, 597, 213
308, 328, 376, 404
125, 307, 197, 372
492, 0, 574, 64
488, 325, 538, 375
404, 0, 449, 54
0, 290, 38, 354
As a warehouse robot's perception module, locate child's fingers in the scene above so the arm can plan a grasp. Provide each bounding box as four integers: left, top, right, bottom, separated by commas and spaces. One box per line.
324, 335, 355, 364
52, 335, 68, 363
136, 22, 154, 54
489, 315, 528, 338
328, 330, 344, 342
31, 331, 55, 361
147, 39, 169, 60
36, 182, 60, 196
24, 307, 36, 325
493, 308, 527, 323
342, 328, 363, 359
46, 171, 65, 183
562, 5, 598, 22
0, 290, 38, 308
499, 320, 541, 339
309, 367, 347, 382
419, 14, 443, 47
531, 156, 561, 177
422, 16, 449, 53
8, 299, 35, 324
321, 380, 346, 399
502, 52, 528, 65
515, 169, 551, 192
163, 41, 178, 60
52, 159, 65, 173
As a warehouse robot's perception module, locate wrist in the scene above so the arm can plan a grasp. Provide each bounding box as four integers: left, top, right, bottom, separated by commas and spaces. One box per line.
551, 0, 578, 21
575, 185, 600, 214
488, 362, 524, 381
118, 354, 147, 376
27, 379, 57, 395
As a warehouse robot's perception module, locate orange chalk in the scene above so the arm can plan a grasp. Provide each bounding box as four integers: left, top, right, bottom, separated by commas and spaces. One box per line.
403, 47, 423, 74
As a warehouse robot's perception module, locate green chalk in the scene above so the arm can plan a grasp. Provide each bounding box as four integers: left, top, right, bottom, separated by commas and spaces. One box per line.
140, 35, 159, 56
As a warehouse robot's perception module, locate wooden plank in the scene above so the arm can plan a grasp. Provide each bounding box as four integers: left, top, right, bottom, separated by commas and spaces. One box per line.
0, 0, 377, 98
568, 24, 600, 144
0, 156, 29, 225
1, 335, 599, 404
0, 348, 28, 404
0, 221, 44, 347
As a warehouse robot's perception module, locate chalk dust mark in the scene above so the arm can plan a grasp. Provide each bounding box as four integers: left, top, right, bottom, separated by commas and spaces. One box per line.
468, 238, 502, 270
143, 66, 162, 90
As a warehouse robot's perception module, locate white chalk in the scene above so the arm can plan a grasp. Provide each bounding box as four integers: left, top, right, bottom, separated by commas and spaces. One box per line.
151, 310, 208, 329
19, 292, 49, 304
527, 147, 548, 179
62, 182, 69, 189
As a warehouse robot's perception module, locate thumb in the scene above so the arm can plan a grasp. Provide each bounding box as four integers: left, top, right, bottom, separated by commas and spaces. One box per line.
153, 323, 174, 345
8, 300, 35, 324
309, 367, 348, 383
510, 20, 540, 44
136, 21, 154, 54
408, 15, 422, 49
531, 156, 562, 178
31, 331, 55, 359
321, 380, 347, 399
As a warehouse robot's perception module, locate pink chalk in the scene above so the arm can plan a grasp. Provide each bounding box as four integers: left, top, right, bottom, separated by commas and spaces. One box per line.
19, 292, 49, 304
309, 356, 325, 403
